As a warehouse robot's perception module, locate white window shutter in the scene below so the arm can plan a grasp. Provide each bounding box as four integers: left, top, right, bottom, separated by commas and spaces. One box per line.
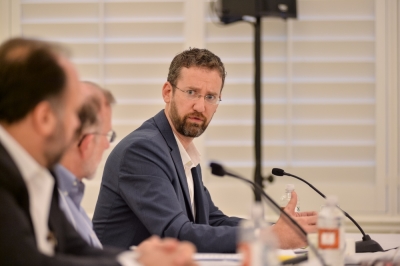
8, 0, 399, 231
203, 0, 391, 229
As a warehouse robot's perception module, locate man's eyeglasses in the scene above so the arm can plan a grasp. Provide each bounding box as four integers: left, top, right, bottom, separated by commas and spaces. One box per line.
78, 130, 116, 146
173, 85, 221, 105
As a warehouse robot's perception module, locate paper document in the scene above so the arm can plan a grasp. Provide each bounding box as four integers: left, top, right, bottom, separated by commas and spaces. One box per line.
194, 249, 297, 262
194, 253, 242, 262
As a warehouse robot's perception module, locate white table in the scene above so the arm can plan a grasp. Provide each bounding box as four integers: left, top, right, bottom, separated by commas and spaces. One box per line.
195, 233, 400, 266
345, 233, 399, 251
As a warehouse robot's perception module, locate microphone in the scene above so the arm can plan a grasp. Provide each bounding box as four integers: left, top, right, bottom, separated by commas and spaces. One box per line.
272, 168, 384, 253
210, 162, 327, 266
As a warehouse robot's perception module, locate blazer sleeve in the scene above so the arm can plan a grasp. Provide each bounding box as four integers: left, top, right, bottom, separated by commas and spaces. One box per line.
117, 136, 238, 253
0, 187, 122, 266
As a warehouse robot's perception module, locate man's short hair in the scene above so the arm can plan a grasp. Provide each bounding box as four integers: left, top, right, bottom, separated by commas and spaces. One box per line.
0, 37, 68, 124
167, 48, 226, 90
76, 81, 115, 142
76, 96, 101, 138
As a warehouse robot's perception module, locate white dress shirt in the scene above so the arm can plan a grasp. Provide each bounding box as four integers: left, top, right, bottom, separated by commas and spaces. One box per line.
0, 125, 54, 256
173, 134, 201, 219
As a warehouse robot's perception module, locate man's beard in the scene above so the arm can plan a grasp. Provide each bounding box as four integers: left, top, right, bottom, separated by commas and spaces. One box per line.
44, 120, 76, 169
169, 100, 210, 138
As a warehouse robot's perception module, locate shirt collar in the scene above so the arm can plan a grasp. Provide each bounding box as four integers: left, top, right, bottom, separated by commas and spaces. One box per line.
54, 164, 85, 208
173, 133, 201, 168
0, 125, 49, 184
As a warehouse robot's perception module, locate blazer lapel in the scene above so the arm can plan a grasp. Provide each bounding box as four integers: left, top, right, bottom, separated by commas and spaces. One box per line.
47, 170, 62, 251
0, 143, 34, 233
153, 110, 194, 222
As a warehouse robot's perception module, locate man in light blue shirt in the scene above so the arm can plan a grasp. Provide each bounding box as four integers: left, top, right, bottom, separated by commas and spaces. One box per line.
55, 81, 116, 248
56, 164, 103, 248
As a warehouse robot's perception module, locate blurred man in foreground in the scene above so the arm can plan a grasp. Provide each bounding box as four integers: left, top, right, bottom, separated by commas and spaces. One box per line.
0, 37, 196, 266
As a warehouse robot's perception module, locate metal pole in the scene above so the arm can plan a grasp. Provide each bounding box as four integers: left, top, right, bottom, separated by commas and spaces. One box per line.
254, 16, 263, 202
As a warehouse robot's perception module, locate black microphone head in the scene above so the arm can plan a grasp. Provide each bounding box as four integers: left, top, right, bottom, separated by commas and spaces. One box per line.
209, 162, 225, 177
272, 168, 285, 176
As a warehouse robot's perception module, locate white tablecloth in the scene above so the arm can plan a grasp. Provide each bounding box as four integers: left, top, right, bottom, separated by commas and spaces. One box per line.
195, 233, 400, 266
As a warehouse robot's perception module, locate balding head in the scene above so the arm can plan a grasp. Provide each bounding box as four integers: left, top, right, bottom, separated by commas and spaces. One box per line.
0, 38, 69, 124
82, 81, 116, 106
0, 37, 84, 168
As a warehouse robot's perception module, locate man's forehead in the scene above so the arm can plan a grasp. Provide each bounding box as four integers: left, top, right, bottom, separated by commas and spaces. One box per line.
179, 66, 221, 76
58, 56, 78, 85
177, 67, 223, 91
59, 57, 85, 108
81, 83, 105, 105
81, 82, 100, 98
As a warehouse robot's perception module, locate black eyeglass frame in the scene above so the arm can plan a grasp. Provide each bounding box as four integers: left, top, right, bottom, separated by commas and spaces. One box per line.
172, 84, 222, 105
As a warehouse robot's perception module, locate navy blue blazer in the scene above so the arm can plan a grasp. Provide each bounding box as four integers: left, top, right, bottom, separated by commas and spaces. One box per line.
93, 110, 241, 253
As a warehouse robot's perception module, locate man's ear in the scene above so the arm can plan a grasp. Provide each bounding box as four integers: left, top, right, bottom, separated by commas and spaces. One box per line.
162, 82, 173, 103
78, 134, 94, 160
31, 101, 58, 137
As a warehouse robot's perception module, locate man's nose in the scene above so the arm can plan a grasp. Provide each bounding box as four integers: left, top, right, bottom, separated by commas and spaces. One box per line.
193, 96, 206, 113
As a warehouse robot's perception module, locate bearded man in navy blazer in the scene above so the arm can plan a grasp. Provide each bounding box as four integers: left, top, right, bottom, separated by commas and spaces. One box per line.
93, 48, 318, 253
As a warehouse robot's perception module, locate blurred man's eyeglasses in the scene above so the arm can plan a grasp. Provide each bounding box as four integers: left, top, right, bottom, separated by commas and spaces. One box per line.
172, 85, 221, 105
78, 130, 116, 147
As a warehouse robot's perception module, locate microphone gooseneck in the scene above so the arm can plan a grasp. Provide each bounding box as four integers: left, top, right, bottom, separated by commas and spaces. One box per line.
210, 162, 327, 266
272, 168, 384, 253
272, 168, 325, 200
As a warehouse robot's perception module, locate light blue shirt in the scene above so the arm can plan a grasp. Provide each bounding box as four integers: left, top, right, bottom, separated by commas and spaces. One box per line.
55, 164, 103, 249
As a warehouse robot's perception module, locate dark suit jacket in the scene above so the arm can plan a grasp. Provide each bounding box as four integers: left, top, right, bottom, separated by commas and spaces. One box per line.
0, 142, 123, 266
93, 110, 241, 253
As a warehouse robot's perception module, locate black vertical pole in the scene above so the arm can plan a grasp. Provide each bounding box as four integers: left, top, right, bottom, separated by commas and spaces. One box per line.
254, 16, 262, 202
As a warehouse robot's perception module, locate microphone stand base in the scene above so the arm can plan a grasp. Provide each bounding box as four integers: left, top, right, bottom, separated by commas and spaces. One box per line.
355, 235, 384, 253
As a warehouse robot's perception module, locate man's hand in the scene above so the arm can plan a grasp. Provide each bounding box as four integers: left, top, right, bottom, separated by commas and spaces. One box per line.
137, 236, 197, 266
272, 191, 317, 249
